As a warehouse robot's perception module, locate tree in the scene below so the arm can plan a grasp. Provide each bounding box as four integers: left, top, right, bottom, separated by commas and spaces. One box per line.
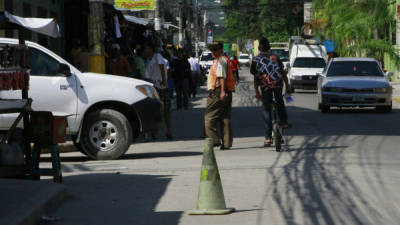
222, 0, 305, 42
313, 0, 398, 62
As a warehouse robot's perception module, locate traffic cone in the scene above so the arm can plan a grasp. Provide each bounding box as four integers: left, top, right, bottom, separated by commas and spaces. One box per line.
187, 138, 235, 215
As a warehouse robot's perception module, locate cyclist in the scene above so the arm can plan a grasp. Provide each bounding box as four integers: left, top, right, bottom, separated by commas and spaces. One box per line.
250, 37, 292, 147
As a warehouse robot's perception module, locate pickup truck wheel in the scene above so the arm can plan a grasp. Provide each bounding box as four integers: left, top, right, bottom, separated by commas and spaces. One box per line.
81, 109, 133, 160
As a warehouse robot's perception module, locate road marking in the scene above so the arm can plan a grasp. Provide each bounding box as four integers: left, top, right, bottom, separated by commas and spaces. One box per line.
394, 97, 400, 103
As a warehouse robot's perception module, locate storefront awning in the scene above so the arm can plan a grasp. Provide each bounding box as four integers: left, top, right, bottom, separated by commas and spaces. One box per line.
3, 11, 60, 38
123, 15, 153, 26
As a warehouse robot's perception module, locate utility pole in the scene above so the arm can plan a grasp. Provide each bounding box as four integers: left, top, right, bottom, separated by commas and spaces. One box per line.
194, 0, 199, 58
179, 0, 184, 48
154, 0, 161, 32
203, 10, 208, 43
88, 0, 105, 73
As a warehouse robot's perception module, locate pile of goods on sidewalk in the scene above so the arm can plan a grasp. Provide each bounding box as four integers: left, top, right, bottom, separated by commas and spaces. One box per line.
0, 129, 25, 166
0, 44, 30, 91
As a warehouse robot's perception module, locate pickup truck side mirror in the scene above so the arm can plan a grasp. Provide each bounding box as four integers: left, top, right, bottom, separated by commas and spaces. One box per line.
58, 63, 72, 77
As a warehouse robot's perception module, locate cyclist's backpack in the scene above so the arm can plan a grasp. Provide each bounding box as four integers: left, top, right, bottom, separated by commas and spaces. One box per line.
253, 54, 283, 91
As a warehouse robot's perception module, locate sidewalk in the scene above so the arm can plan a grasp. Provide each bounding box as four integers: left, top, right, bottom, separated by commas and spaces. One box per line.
0, 179, 66, 225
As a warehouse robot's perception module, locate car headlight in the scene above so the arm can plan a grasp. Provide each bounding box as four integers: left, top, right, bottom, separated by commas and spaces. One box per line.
373, 87, 391, 93
323, 87, 343, 92
136, 85, 160, 100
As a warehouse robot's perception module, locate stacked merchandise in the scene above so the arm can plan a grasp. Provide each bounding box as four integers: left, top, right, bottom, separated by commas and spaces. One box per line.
0, 45, 30, 91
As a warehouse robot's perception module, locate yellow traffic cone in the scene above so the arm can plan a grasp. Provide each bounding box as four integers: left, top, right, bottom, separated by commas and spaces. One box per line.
187, 138, 235, 215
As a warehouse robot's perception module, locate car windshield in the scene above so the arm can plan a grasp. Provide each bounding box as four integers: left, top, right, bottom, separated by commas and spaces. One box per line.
240, 55, 249, 59
270, 49, 289, 62
293, 57, 326, 68
201, 53, 213, 61
327, 61, 384, 77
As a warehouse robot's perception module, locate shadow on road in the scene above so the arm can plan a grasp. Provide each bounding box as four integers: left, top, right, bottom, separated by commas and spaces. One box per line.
41, 151, 202, 163
163, 105, 400, 142
49, 173, 182, 225
256, 135, 400, 225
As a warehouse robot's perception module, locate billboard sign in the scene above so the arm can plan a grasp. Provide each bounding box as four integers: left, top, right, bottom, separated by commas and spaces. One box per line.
304, 2, 314, 23
114, 0, 155, 11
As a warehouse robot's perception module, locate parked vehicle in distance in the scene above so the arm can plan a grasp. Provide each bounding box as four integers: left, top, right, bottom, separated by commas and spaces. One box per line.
317, 57, 392, 113
270, 44, 290, 71
199, 51, 214, 72
0, 38, 163, 160
239, 53, 250, 67
288, 41, 327, 91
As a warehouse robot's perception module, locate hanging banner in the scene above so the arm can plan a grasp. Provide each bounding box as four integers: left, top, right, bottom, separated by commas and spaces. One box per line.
114, 0, 155, 11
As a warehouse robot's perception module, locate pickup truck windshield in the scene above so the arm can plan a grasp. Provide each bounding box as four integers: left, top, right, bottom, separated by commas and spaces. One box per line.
327, 61, 384, 77
293, 57, 326, 68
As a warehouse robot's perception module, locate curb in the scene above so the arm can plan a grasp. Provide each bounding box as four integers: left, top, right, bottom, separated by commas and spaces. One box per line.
0, 181, 67, 225
41, 142, 76, 154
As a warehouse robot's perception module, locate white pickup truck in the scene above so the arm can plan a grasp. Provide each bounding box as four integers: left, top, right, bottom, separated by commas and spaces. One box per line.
0, 38, 163, 160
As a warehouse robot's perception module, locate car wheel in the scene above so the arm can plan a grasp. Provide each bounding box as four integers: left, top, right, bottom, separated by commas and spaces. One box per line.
319, 103, 330, 113
80, 109, 133, 160
376, 105, 392, 113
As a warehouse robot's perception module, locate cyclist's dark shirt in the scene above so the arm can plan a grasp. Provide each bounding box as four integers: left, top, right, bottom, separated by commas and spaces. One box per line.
250, 52, 285, 91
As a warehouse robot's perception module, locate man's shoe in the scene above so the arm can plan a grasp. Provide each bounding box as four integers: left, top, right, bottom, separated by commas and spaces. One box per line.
264, 139, 273, 147
220, 146, 231, 150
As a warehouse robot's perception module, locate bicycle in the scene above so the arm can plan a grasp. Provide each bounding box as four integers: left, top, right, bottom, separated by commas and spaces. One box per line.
271, 98, 283, 152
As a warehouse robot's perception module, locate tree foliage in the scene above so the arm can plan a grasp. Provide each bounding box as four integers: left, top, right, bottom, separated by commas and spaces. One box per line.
222, 0, 305, 42
313, 0, 398, 62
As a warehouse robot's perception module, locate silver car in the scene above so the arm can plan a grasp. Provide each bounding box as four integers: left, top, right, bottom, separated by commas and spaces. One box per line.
317, 58, 392, 113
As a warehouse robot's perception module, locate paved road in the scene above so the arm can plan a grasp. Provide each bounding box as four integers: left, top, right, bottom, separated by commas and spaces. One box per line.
44, 68, 400, 225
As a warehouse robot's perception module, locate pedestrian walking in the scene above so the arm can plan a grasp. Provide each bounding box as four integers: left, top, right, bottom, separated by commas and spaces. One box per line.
250, 37, 292, 147
144, 43, 173, 140
132, 47, 146, 79
204, 43, 236, 150
171, 49, 191, 110
188, 53, 201, 98
231, 56, 240, 83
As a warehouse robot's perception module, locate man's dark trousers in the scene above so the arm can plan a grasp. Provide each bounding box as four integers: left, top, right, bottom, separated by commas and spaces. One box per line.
261, 87, 287, 139
175, 79, 189, 109
205, 88, 233, 148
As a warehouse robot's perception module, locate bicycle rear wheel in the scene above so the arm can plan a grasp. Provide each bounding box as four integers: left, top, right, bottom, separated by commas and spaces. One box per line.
274, 135, 282, 152
273, 123, 282, 152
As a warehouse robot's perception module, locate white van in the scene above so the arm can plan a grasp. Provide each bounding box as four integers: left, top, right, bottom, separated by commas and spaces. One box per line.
288, 42, 327, 90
